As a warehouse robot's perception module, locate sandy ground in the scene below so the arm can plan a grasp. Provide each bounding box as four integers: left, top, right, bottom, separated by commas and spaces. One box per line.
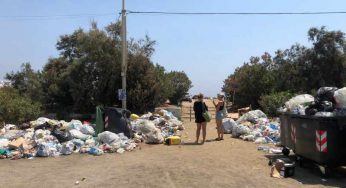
1, 117, 346, 188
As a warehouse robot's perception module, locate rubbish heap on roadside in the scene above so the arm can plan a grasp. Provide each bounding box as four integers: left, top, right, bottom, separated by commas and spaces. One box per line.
130, 109, 184, 144
224, 87, 346, 145
0, 109, 184, 160
222, 109, 280, 145
0, 118, 137, 159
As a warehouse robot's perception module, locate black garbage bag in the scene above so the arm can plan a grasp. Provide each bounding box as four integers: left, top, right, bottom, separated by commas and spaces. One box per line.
51, 128, 73, 143
305, 107, 319, 116
316, 87, 338, 103
18, 123, 31, 130
319, 101, 334, 112
34, 122, 51, 130
305, 101, 334, 116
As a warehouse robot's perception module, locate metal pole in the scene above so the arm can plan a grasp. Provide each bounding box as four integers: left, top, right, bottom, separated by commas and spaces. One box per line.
121, 0, 127, 109
190, 106, 192, 122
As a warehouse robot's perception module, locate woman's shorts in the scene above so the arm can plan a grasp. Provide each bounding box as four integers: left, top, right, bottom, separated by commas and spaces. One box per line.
216, 111, 225, 120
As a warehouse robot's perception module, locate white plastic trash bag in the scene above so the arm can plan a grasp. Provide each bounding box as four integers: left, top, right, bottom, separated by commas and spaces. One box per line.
144, 128, 164, 144
137, 120, 156, 134
222, 118, 237, 134
236, 110, 267, 123
242, 135, 255, 142
254, 137, 267, 144
30, 117, 50, 128
116, 148, 125, 154
237, 125, 250, 135
2, 130, 25, 140
232, 124, 250, 138
68, 120, 83, 131
169, 119, 184, 128
334, 87, 346, 108
285, 94, 314, 111
69, 129, 91, 141
85, 138, 96, 147
98, 131, 120, 144
60, 141, 75, 155
0, 138, 10, 148
80, 125, 95, 135
4, 124, 17, 132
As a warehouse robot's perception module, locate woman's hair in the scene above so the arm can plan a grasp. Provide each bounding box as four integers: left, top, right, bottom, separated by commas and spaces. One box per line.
218, 93, 225, 99
198, 93, 204, 99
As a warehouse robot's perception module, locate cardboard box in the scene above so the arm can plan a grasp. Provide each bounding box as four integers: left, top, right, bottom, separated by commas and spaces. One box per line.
8, 137, 25, 149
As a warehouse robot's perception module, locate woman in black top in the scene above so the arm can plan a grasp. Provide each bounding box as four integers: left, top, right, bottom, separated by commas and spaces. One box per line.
213, 93, 225, 141
193, 93, 208, 144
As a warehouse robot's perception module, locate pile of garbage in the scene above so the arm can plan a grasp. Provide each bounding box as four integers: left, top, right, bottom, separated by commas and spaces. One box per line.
280, 87, 346, 117
222, 110, 280, 144
131, 109, 184, 144
0, 118, 137, 160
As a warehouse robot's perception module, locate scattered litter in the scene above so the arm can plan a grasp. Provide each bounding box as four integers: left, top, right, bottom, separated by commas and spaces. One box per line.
270, 158, 295, 178
269, 148, 282, 154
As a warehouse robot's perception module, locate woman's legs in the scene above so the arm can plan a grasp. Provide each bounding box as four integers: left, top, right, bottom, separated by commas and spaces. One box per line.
201, 122, 207, 144
215, 119, 220, 140
219, 119, 224, 139
215, 119, 224, 140
195, 123, 202, 143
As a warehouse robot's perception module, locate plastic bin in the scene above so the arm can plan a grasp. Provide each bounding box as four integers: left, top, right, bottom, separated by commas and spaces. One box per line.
95, 106, 133, 138
280, 113, 346, 175
291, 115, 346, 167
280, 114, 295, 154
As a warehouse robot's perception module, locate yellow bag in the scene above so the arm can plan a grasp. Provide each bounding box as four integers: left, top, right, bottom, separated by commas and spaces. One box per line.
165, 136, 181, 145
130, 114, 139, 121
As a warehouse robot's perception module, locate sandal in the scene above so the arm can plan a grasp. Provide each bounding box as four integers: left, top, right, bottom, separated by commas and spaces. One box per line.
215, 138, 221, 141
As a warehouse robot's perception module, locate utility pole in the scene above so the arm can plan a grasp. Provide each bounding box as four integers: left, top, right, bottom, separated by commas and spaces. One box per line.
121, 0, 127, 109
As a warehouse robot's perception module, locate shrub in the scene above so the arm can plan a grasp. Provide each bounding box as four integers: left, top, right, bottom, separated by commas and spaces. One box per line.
0, 87, 42, 124
259, 91, 294, 117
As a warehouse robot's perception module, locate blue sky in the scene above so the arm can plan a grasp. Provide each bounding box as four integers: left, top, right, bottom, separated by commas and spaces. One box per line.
1, 0, 346, 97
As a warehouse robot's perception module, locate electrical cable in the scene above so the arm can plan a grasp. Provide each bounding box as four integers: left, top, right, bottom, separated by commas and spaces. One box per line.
128, 10, 346, 15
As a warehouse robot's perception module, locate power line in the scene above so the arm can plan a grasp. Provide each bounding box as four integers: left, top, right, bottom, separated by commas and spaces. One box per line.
0, 13, 116, 18
0, 13, 117, 21
2, 10, 346, 21
128, 10, 346, 15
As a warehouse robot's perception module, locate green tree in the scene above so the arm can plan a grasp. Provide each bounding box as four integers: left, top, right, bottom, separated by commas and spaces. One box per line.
41, 58, 73, 111
307, 27, 346, 90
6, 21, 193, 115
5, 63, 44, 103
166, 71, 193, 104
52, 22, 122, 113
43, 22, 184, 114
223, 27, 346, 111
222, 54, 275, 108
127, 36, 169, 113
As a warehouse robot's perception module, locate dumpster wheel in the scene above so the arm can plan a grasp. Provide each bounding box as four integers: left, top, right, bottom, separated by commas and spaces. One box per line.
282, 147, 290, 156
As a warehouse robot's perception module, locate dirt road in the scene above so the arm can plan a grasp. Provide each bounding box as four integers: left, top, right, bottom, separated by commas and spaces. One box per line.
1, 118, 346, 188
